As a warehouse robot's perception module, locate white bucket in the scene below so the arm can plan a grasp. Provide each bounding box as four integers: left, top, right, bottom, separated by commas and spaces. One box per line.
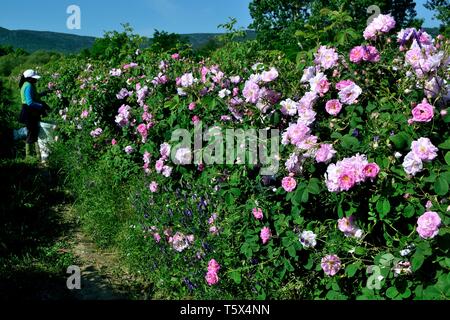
38, 122, 57, 162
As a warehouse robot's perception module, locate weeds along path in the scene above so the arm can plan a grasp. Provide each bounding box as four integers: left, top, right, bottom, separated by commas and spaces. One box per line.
64, 205, 145, 300
0, 159, 144, 300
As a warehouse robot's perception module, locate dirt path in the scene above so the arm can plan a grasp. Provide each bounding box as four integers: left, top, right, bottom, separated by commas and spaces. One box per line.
0, 161, 148, 300
60, 205, 144, 300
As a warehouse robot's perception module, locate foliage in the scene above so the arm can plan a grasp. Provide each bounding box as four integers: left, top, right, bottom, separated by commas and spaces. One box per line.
34, 11, 450, 300
0, 159, 77, 300
86, 24, 144, 65
150, 30, 190, 53
248, 0, 419, 56
425, 0, 450, 35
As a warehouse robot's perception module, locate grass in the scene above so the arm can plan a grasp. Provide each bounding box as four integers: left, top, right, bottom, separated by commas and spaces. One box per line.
0, 157, 78, 300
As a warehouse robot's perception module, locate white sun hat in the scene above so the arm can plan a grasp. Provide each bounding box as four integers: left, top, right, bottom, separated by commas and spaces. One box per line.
23, 69, 41, 79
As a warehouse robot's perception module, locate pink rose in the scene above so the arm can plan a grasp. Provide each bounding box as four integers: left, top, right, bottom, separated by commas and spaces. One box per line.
363, 45, 380, 62
260, 227, 272, 244
192, 115, 201, 126
321, 255, 341, 276
149, 181, 158, 193
315, 144, 336, 163
205, 271, 219, 286
207, 259, 221, 273
349, 46, 365, 63
411, 98, 434, 123
417, 211, 441, 239
363, 163, 380, 179
336, 80, 354, 90
325, 99, 343, 116
282, 176, 297, 192
338, 171, 356, 191
155, 159, 164, 173
338, 216, 356, 234
252, 208, 264, 220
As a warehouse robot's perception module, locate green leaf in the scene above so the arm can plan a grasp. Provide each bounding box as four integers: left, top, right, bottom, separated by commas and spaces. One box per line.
416, 241, 432, 256
293, 187, 304, 205
403, 204, 415, 218
300, 258, 312, 272
287, 245, 297, 258
438, 138, 450, 150
229, 271, 242, 284
445, 152, 450, 166
390, 132, 411, 149
225, 192, 234, 205
412, 253, 425, 271
434, 177, 449, 196
230, 187, 241, 196
345, 263, 359, 277
386, 286, 399, 299
284, 259, 295, 272
331, 132, 342, 139
307, 178, 321, 195
400, 288, 412, 299
443, 109, 450, 123
376, 198, 391, 217
301, 189, 309, 203
341, 135, 360, 150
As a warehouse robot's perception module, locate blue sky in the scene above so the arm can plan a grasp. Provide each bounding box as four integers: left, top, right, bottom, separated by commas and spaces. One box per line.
0, 0, 441, 37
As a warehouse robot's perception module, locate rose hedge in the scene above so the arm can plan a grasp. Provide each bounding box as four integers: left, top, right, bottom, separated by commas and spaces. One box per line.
42, 15, 450, 299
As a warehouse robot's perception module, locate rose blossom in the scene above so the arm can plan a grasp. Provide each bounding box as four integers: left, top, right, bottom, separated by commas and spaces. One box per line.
338, 171, 356, 191
149, 181, 158, 193
321, 255, 341, 276
314, 46, 339, 70
205, 271, 219, 286
336, 80, 354, 90
160, 143, 171, 159
282, 176, 297, 192
402, 151, 423, 176
260, 227, 272, 244
411, 138, 438, 161
192, 115, 201, 126
208, 259, 221, 273
338, 216, 363, 238
124, 146, 134, 154
252, 208, 264, 220
417, 211, 441, 239
315, 144, 336, 163
261, 67, 279, 82
155, 159, 164, 173
349, 46, 365, 63
363, 163, 380, 179
280, 99, 300, 116
338, 83, 362, 105
325, 99, 343, 116
411, 98, 434, 123
299, 231, 317, 248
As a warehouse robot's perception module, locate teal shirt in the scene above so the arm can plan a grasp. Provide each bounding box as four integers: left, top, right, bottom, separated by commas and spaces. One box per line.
21, 82, 42, 109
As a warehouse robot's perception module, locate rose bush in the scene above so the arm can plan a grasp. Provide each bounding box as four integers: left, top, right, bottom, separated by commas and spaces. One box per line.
43, 14, 449, 299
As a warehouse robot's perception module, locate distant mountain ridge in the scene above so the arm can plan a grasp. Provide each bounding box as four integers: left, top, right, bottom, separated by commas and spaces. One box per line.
0, 27, 256, 54
0, 27, 96, 53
